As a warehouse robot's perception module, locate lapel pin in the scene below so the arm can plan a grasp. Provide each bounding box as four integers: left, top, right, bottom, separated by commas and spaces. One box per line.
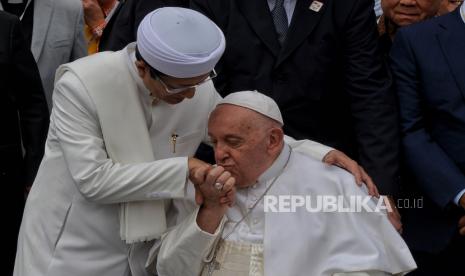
309, 1, 324, 12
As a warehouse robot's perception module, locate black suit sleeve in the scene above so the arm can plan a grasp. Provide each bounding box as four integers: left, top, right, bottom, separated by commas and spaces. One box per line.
343, 0, 400, 195
11, 16, 49, 186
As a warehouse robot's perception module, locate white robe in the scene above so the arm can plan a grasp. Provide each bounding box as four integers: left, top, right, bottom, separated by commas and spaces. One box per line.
155, 146, 417, 276
13, 44, 332, 276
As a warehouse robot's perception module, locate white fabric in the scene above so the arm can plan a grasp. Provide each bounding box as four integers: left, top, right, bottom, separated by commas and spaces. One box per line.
218, 91, 284, 125
221, 145, 291, 244
156, 146, 417, 276
137, 7, 225, 78
201, 240, 264, 276
13, 45, 218, 276
267, 0, 296, 25
56, 43, 167, 243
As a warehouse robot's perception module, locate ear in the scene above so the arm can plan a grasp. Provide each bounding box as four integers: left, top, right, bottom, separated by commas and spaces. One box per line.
134, 60, 147, 78
267, 127, 284, 152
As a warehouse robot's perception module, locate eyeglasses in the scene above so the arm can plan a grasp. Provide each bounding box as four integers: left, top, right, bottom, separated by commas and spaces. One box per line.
152, 69, 217, 94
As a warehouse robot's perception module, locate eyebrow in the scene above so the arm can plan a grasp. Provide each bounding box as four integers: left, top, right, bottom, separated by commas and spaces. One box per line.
207, 133, 244, 140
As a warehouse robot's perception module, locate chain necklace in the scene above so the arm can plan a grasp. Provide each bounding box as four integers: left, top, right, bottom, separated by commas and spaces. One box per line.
206, 150, 292, 276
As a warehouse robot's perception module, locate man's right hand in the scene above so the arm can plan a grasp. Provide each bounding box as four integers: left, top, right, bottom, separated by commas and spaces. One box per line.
191, 165, 236, 234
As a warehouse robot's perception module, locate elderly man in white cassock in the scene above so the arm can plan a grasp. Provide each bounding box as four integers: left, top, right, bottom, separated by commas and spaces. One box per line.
154, 91, 417, 276
14, 7, 380, 276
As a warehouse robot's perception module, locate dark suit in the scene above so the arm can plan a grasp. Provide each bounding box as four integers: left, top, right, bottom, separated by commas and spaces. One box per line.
0, 11, 49, 275
99, 0, 188, 51
390, 8, 465, 275
190, 0, 400, 195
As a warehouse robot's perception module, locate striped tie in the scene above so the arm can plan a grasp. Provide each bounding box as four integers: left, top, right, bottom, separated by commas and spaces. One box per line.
271, 0, 288, 45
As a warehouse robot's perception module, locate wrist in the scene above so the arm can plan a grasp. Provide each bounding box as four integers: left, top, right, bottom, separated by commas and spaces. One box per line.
201, 202, 227, 216
197, 205, 226, 234
460, 194, 465, 209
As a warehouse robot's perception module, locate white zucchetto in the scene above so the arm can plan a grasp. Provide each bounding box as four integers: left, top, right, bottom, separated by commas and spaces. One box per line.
136, 7, 225, 78
218, 91, 284, 125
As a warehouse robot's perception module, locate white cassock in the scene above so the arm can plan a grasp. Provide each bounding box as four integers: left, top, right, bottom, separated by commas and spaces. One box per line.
154, 145, 417, 276
13, 43, 332, 276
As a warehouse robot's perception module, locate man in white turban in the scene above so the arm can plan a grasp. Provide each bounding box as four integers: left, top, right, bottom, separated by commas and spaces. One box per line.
155, 91, 417, 276
14, 8, 377, 276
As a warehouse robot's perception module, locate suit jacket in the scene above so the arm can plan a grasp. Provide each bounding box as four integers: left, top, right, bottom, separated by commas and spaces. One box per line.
99, 0, 189, 51
390, 8, 465, 252
190, 0, 400, 195
31, 0, 87, 110
0, 10, 49, 275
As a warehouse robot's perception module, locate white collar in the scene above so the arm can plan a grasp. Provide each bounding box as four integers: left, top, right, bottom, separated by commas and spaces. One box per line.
125, 43, 152, 98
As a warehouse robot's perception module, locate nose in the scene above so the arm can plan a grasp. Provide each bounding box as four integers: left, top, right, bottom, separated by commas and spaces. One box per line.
399, 0, 417, 6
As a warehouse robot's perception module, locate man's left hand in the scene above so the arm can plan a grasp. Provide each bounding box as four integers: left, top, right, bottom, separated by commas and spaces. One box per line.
323, 150, 379, 197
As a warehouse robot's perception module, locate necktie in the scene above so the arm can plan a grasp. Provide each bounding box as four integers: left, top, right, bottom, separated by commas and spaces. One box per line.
271, 0, 288, 45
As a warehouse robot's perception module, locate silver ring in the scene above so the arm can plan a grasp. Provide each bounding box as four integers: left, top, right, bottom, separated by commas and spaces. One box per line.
214, 182, 223, 191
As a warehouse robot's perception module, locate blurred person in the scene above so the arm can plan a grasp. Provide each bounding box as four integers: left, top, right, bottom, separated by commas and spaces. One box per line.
0, 10, 49, 275
155, 91, 417, 276
390, 4, 465, 275
0, 0, 87, 111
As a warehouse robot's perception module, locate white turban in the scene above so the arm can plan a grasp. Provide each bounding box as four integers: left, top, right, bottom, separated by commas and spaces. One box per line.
136, 7, 225, 78
219, 91, 284, 125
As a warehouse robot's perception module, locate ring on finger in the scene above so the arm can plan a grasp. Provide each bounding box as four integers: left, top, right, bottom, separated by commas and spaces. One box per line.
214, 182, 223, 191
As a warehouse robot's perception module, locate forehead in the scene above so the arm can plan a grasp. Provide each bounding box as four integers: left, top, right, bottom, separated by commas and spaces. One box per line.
208, 105, 257, 135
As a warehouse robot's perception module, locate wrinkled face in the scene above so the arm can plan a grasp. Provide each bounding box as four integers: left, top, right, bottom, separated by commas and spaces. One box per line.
382, 0, 442, 26
135, 60, 209, 105
208, 105, 280, 188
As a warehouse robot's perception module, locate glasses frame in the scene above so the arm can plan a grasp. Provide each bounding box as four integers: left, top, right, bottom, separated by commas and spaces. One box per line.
150, 69, 217, 94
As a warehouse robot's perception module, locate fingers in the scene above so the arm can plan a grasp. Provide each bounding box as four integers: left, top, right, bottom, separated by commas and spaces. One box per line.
347, 162, 363, 186
205, 166, 226, 187
323, 150, 363, 186
189, 165, 210, 186
360, 166, 379, 197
